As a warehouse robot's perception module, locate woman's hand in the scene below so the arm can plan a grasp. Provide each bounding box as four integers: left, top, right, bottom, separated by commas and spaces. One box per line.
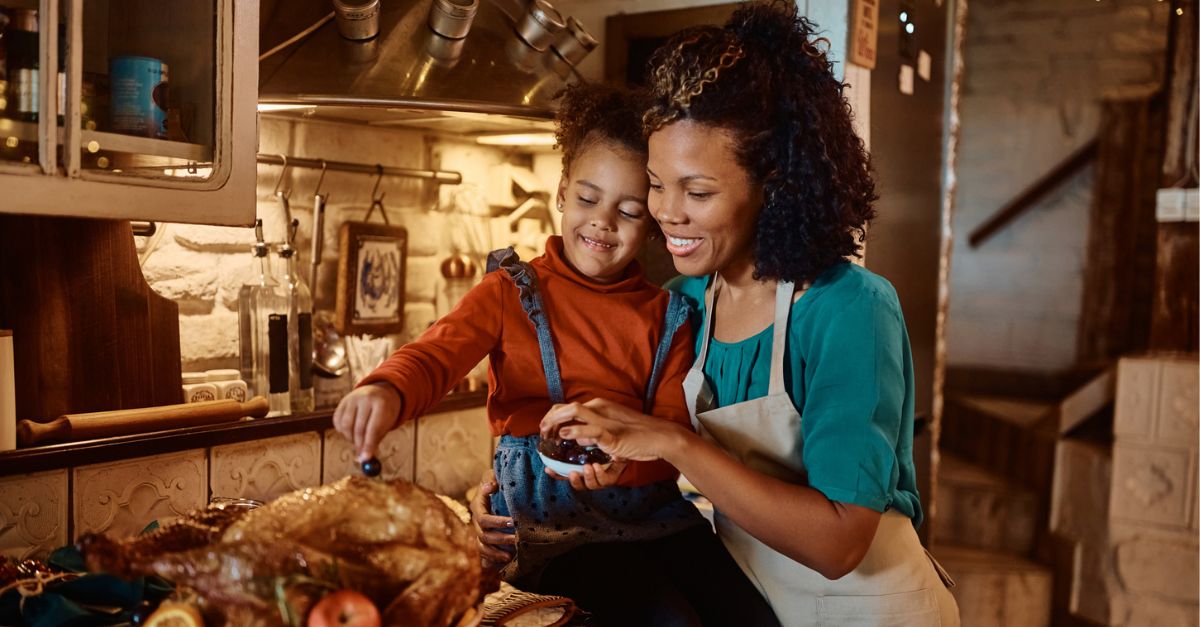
541, 399, 690, 463
468, 469, 517, 566
333, 382, 402, 462
544, 459, 629, 490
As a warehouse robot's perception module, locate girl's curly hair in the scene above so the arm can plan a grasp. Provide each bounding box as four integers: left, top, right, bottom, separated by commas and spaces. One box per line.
643, 0, 877, 284
556, 82, 648, 177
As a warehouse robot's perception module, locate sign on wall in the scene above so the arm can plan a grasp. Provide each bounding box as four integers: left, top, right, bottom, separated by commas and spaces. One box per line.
849, 0, 879, 69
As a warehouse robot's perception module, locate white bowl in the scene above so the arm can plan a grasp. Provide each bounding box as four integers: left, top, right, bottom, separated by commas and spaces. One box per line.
537, 450, 588, 476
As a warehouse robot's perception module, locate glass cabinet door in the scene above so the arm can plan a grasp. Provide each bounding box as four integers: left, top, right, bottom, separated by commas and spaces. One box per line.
0, 0, 253, 224
74, 0, 220, 185
0, 1, 55, 170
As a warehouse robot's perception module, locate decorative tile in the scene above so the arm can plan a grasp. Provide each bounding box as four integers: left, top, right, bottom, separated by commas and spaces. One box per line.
1110, 442, 1192, 530
74, 450, 207, 540
210, 432, 321, 503
415, 407, 492, 499
0, 470, 68, 561
1109, 521, 1199, 605
1157, 359, 1199, 444
322, 421, 416, 484
1114, 357, 1159, 440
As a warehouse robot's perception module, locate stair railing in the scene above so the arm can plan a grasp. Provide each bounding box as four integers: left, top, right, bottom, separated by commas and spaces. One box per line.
968, 138, 1099, 248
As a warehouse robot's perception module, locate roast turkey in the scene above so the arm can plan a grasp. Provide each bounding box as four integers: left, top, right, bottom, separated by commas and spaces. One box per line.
79, 476, 482, 626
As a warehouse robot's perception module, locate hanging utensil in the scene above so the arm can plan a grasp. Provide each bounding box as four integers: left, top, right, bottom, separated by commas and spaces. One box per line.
273, 154, 293, 225
311, 159, 329, 288
312, 310, 349, 378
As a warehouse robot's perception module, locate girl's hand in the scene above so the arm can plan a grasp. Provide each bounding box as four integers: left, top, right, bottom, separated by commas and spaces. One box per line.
469, 469, 517, 566
333, 382, 402, 462
544, 459, 629, 490
541, 399, 688, 462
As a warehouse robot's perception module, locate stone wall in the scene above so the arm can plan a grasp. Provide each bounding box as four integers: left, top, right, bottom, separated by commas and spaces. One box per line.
139, 116, 561, 405
945, 0, 1169, 372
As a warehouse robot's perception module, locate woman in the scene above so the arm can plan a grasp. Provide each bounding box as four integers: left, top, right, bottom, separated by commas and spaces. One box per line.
479, 2, 960, 625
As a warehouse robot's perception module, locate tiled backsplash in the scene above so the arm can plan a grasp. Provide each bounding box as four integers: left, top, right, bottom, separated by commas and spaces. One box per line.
0, 406, 491, 560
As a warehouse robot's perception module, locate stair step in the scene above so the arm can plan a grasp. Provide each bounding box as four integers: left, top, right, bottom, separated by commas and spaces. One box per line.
933, 545, 1053, 627
935, 454, 1038, 555
942, 394, 1059, 496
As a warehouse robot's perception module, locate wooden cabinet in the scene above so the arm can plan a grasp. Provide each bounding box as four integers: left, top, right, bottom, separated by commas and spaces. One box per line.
0, 0, 256, 225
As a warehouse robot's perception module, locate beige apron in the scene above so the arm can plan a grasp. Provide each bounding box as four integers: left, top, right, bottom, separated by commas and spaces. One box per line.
683, 276, 960, 627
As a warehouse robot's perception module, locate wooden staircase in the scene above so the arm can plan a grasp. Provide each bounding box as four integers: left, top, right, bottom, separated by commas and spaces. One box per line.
933, 450, 1054, 627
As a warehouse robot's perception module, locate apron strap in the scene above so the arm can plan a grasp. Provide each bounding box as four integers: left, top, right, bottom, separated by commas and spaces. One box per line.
490, 248, 565, 404
768, 281, 795, 396
643, 290, 693, 413
694, 274, 721, 372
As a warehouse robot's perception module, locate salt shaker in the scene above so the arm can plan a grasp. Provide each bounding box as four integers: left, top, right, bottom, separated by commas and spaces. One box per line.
205, 369, 248, 402
182, 372, 218, 403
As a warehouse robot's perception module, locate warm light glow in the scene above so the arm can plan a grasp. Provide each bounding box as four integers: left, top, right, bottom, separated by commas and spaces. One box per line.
257, 103, 318, 112
86, 140, 100, 153
4, 137, 17, 149
475, 133, 557, 147
162, 166, 213, 178
97, 156, 111, 168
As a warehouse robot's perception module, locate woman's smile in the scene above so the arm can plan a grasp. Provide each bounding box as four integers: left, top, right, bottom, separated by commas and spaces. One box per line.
663, 234, 703, 256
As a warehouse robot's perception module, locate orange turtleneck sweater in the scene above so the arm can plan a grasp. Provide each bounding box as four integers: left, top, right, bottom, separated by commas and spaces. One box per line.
359, 236, 694, 487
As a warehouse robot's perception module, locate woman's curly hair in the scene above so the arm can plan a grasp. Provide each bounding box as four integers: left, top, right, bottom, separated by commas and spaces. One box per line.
555, 82, 648, 177
643, 0, 877, 284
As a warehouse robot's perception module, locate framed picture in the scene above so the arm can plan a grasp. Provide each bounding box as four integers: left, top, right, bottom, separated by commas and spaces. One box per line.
335, 221, 408, 336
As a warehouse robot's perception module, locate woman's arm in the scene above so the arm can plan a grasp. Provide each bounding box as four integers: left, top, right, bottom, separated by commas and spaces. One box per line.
544, 400, 881, 579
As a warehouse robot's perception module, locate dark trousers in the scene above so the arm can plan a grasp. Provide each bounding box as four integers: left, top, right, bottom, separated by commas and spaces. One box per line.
526, 524, 782, 627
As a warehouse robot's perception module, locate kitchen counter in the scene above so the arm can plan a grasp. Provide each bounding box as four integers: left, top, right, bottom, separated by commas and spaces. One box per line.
0, 391, 494, 560
0, 390, 486, 477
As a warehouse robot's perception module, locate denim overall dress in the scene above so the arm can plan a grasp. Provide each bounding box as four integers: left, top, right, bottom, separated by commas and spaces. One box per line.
485, 248, 709, 583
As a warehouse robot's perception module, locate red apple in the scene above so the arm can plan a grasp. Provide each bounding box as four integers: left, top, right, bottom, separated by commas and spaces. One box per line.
307, 590, 381, 627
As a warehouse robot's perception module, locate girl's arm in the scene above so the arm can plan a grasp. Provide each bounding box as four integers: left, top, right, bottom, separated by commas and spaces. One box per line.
336, 272, 507, 459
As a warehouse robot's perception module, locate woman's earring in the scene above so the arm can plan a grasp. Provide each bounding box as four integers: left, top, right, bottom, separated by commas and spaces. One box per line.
556, 200, 564, 211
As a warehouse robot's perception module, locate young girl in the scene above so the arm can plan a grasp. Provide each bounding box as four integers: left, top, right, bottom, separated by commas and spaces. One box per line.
334, 83, 778, 627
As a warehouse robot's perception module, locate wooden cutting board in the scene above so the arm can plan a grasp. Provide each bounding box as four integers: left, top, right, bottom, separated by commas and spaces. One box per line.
0, 215, 183, 426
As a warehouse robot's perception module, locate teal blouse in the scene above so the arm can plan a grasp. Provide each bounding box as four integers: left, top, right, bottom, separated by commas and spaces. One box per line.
669, 263, 923, 528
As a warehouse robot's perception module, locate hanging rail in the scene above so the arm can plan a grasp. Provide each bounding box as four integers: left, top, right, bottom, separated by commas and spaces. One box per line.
255, 154, 462, 185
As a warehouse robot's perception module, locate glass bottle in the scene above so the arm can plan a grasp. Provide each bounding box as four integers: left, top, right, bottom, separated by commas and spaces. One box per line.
237, 219, 289, 416
5, 9, 38, 122
279, 219, 314, 413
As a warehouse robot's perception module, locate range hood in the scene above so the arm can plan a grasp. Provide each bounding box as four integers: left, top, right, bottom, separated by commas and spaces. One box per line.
259, 0, 582, 133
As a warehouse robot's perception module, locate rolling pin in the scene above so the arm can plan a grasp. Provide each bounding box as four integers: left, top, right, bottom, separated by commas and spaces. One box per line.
17, 396, 270, 446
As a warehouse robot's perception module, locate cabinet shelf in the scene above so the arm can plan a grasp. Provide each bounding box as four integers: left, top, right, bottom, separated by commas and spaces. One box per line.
0, 118, 211, 162
81, 130, 212, 162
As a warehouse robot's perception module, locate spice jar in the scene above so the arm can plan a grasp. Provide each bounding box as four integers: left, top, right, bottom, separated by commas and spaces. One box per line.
206, 369, 248, 402
182, 372, 218, 403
